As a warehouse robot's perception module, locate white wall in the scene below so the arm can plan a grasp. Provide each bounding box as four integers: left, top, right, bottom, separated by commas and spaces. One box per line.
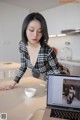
0, 2, 29, 62
48, 35, 80, 60
41, 4, 80, 60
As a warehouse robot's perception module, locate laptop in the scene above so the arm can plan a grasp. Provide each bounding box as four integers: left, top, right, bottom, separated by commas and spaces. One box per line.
42, 75, 80, 120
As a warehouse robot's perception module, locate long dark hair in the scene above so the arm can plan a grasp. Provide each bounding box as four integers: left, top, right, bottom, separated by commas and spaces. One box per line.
21, 12, 49, 46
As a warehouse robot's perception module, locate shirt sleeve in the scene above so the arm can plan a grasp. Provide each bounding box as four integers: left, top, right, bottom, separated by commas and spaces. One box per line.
47, 48, 70, 75
14, 41, 27, 83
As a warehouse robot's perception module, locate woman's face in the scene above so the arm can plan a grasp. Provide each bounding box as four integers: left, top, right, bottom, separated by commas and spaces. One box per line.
26, 20, 42, 45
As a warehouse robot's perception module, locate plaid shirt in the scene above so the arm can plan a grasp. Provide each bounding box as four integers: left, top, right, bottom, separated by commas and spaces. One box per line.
14, 40, 70, 83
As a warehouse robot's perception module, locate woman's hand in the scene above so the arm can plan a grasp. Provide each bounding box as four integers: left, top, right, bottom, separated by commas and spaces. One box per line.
0, 81, 17, 91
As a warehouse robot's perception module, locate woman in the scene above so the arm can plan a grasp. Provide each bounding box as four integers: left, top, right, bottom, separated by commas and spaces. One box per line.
0, 12, 69, 90
67, 85, 76, 104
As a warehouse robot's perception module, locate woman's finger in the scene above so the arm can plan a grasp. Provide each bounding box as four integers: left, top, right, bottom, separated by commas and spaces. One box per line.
0, 85, 14, 91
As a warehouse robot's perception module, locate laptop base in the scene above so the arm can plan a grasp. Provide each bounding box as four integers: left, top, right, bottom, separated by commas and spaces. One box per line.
50, 109, 80, 120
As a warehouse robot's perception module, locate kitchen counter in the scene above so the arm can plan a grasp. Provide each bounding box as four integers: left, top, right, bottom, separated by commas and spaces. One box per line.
58, 60, 80, 76
0, 62, 31, 80
0, 62, 20, 80
0, 77, 66, 120
0, 62, 20, 69
58, 59, 80, 66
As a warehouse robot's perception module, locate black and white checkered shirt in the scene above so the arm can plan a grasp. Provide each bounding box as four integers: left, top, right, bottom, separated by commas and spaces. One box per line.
14, 40, 70, 83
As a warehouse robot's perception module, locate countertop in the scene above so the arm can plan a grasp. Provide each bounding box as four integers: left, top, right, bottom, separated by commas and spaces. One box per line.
0, 60, 80, 69
0, 77, 46, 120
58, 59, 80, 66
0, 62, 20, 69
0, 77, 66, 120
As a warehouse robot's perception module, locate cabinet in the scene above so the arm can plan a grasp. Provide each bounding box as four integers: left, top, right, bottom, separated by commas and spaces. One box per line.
0, 62, 33, 81
42, 4, 80, 35
0, 62, 20, 81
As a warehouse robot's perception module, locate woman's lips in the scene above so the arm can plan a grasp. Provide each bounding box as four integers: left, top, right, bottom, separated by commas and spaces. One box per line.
32, 39, 37, 41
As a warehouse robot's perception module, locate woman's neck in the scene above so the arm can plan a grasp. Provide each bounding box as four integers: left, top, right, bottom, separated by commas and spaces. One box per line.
27, 42, 40, 49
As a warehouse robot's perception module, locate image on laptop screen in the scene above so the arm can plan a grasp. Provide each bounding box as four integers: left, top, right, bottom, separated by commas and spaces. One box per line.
47, 75, 80, 112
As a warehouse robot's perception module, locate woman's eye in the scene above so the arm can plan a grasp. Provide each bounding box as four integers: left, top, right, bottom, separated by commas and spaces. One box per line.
38, 30, 42, 33
29, 29, 34, 32
29, 29, 42, 34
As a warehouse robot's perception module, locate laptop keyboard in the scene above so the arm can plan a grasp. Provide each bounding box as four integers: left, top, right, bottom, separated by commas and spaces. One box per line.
50, 109, 80, 120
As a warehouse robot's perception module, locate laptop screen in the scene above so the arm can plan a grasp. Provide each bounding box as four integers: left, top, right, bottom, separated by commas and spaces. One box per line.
47, 75, 80, 112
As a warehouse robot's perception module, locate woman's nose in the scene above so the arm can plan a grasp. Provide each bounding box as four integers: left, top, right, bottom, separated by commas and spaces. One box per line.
33, 31, 38, 37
